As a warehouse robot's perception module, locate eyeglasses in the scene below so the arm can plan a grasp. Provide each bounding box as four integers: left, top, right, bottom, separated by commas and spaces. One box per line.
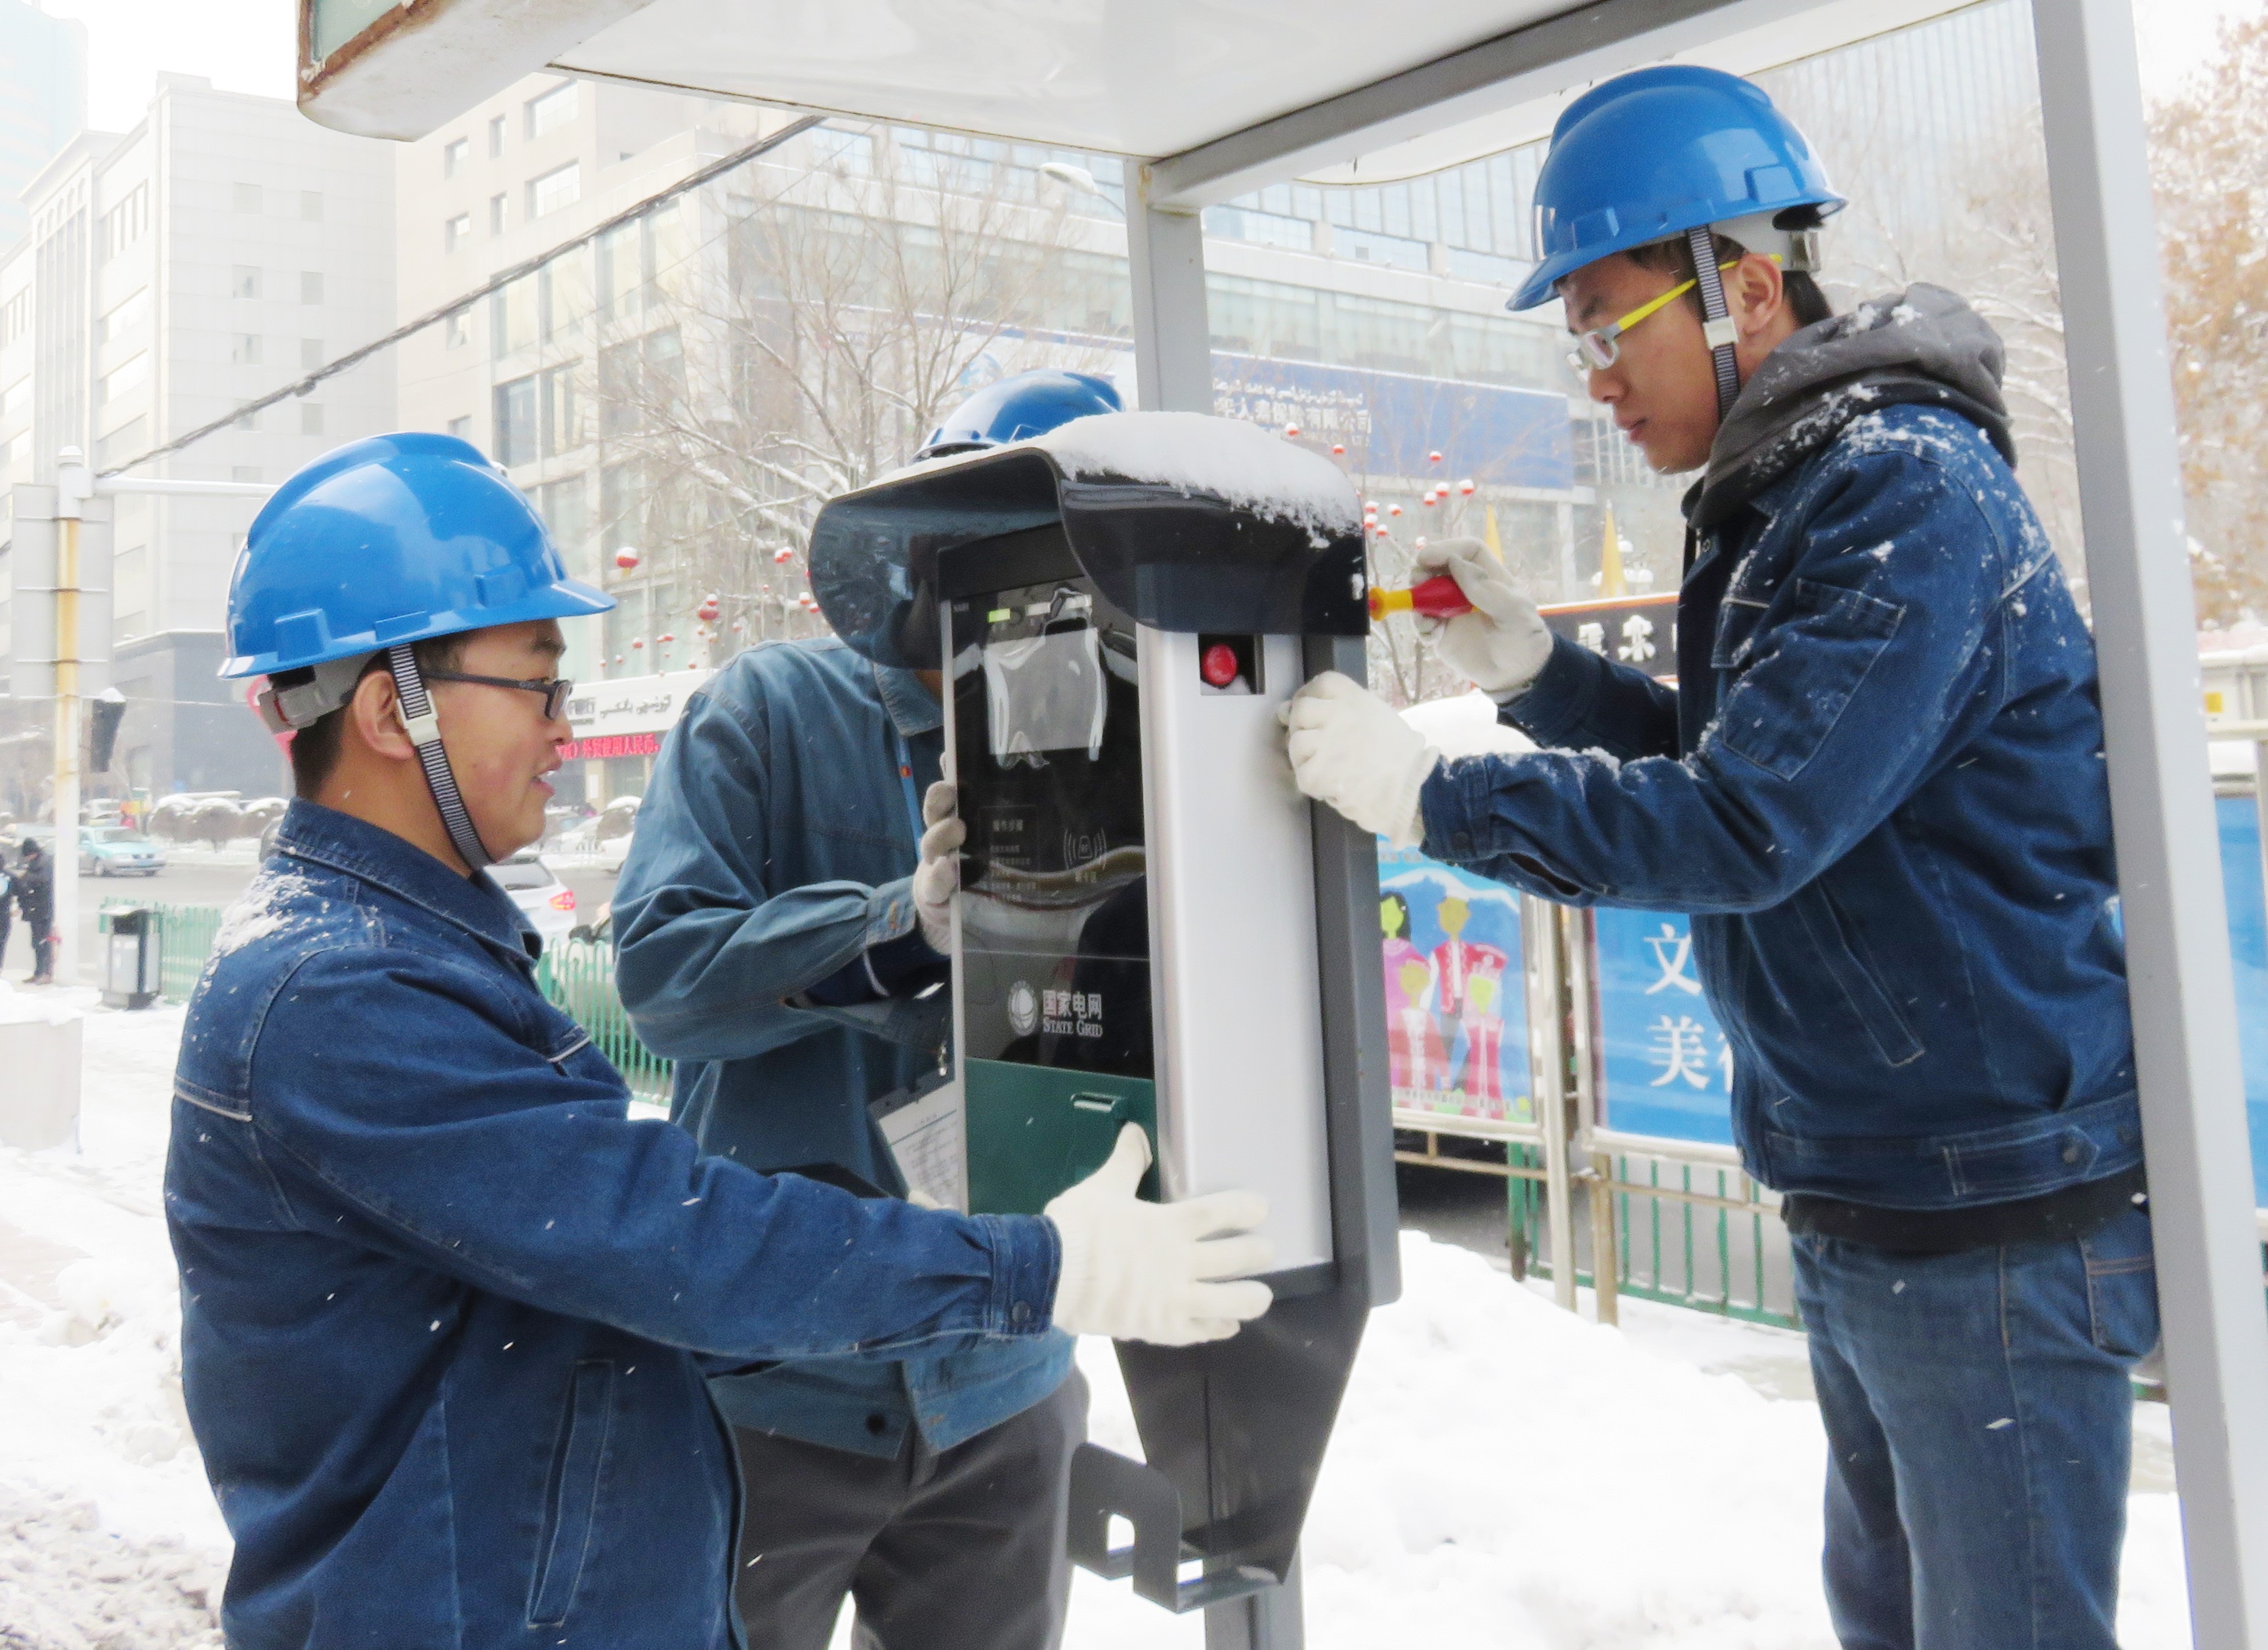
422, 668, 575, 721
1565, 257, 1763, 380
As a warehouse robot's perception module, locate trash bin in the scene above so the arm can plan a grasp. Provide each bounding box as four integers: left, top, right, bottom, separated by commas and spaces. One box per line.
98, 906, 161, 1010
0, 999, 80, 1150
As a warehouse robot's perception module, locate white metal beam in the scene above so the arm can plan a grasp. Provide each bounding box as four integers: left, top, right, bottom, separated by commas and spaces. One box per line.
2032, 3, 2268, 1644
1145, 0, 1815, 209
1126, 177, 1213, 415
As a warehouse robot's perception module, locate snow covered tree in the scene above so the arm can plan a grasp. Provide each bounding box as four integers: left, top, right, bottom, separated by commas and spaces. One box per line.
2151, 14, 2268, 627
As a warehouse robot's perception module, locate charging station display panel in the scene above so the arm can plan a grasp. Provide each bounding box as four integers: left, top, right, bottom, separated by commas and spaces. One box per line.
943, 526, 1156, 1213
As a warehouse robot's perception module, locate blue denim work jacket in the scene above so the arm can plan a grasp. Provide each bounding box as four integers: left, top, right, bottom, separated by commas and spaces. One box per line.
1421, 405, 2140, 1208
166, 802, 1059, 1650
614, 638, 1074, 1458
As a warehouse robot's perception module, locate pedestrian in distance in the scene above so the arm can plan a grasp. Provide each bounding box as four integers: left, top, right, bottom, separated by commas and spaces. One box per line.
612, 369, 1131, 1650
16, 838, 54, 984
1286, 66, 2152, 1650
0, 851, 15, 974
168, 432, 1274, 1650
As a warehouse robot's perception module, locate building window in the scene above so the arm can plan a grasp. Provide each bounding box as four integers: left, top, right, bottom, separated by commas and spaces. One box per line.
98, 182, 150, 261
301, 271, 324, 304
527, 162, 581, 220
232, 466, 261, 483
3, 378, 30, 425
448, 415, 472, 440
231, 333, 261, 365
94, 287, 148, 344
233, 182, 261, 213
98, 351, 149, 404
541, 363, 580, 456
488, 114, 506, 157
232, 265, 261, 299
526, 81, 578, 138
444, 136, 469, 177
444, 308, 471, 350
494, 375, 537, 467
302, 191, 323, 221
445, 213, 471, 252
1, 290, 28, 345
300, 403, 324, 436
490, 275, 536, 359
301, 338, 324, 369
490, 193, 507, 234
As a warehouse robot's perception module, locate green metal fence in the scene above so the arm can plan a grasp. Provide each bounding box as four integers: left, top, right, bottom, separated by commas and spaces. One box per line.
114, 900, 673, 1103
534, 937, 674, 1102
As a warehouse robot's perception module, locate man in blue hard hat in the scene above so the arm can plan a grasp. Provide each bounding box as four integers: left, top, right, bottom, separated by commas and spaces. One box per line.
610, 367, 1124, 1650
167, 431, 1270, 1650
1286, 66, 2151, 1650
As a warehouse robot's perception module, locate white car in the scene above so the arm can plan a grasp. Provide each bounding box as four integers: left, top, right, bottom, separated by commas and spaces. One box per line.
490, 853, 579, 950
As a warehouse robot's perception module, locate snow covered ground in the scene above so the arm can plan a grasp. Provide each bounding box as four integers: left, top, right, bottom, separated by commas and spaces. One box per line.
0, 984, 2194, 1649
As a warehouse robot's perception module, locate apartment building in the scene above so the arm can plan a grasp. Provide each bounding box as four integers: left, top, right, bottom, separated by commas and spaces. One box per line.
0, 74, 396, 810
0, 0, 83, 251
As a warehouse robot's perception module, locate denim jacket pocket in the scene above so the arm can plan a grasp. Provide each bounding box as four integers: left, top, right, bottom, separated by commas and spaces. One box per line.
527, 1360, 617, 1628
1791, 881, 1925, 1067
1717, 579, 1904, 782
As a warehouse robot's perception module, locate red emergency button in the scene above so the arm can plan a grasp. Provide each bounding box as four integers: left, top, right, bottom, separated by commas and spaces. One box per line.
1200, 644, 1240, 688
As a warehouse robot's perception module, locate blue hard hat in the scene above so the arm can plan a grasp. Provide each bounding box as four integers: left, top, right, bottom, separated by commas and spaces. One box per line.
221, 432, 612, 679
1508, 65, 1845, 312
915, 368, 1122, 460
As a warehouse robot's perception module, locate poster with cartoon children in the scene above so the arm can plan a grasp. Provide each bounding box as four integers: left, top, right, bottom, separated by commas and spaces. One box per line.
1378, 847, 1528, 1123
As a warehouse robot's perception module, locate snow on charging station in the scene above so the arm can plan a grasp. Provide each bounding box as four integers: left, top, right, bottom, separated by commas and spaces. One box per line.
296, 1, 2268, 1644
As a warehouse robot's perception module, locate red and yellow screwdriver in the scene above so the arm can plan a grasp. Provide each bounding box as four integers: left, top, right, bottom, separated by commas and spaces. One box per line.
1368, 574, 1475, 623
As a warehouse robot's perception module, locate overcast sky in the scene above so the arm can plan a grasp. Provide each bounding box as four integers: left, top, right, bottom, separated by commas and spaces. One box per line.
35, 0, 2268, 140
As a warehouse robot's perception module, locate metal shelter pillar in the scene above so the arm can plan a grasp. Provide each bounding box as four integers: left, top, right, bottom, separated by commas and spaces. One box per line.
1126, 159, 1306, 1650
2034, 1, 2268, 1643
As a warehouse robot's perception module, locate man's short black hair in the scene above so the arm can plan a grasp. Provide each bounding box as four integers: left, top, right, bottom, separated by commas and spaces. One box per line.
1624, 227, 1835, 330
279, 633, 467, 800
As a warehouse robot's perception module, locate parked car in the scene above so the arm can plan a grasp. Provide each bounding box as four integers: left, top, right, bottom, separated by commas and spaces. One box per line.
489, 851, 578, 949
79, 824, 165, 877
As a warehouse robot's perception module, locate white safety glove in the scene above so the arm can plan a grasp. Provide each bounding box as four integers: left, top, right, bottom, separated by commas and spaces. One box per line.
1281, 673, 1438, 850
911, 780, 962, 954
1413, 536, 1554, 702
1045, 1126, 1275, 1346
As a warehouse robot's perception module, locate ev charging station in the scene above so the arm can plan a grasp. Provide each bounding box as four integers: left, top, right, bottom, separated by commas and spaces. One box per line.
807, 416, 1400, 1626
299, 0, 2268, 1642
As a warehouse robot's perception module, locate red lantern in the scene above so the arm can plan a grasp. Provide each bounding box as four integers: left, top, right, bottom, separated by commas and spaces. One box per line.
1284, 423, 1301, 437
1427, 450, 1443, 465
772, 547, 795, 565
1458, 478, 1475, 496
731, 618, 747, 632
1387, 503, 1402, 517
614, 546, 640, 571
697, 593, 720, 622
1331, 444, 1346, 457
632, 638, 644, 649
660, 633, 676, 645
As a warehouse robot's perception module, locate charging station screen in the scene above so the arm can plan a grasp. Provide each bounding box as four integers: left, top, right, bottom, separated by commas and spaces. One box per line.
949, 559, 1150, 1082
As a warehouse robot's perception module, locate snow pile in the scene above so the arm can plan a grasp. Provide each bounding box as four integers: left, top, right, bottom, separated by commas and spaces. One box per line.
1038, 412, 1361, 538
0, 1484, 222, 1649
0, 979, 82, 1027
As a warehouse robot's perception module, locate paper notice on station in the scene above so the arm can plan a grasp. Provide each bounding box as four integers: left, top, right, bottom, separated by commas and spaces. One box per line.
875, 1079, 967, 1213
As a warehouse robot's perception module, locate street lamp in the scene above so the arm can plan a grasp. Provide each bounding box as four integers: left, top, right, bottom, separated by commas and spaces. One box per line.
1039, 161, 1122, 217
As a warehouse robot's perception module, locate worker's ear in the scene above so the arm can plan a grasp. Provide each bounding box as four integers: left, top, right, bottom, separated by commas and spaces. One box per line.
1727, 251, 1787, 342
346, 666, 420, 765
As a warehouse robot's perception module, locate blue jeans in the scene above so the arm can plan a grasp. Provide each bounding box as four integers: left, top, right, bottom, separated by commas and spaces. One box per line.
1791, 1205, 2158, 1650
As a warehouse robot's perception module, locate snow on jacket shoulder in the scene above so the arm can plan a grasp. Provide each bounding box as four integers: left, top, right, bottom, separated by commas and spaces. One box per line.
165, 799, 1057, 1650
1421, 291, 2139, 1210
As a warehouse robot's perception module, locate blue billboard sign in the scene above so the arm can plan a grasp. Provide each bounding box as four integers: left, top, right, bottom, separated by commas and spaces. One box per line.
1378, 847, 1530, 1125
1594, 906, 1734, 1146
2216, 796, 2268, 1203
1211, 352, 1573, 491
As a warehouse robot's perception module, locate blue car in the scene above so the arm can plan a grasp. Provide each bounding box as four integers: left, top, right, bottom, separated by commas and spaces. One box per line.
79, 824, 165, 877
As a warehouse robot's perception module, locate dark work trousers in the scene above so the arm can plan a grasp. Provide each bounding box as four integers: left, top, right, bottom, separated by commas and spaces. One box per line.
28, 929, 52, 982
732, 1369, 1086, 1650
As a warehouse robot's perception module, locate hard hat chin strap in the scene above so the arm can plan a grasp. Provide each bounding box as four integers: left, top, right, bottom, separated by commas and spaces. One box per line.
1687, 224, 1742, 421
386, 643, 494, 872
